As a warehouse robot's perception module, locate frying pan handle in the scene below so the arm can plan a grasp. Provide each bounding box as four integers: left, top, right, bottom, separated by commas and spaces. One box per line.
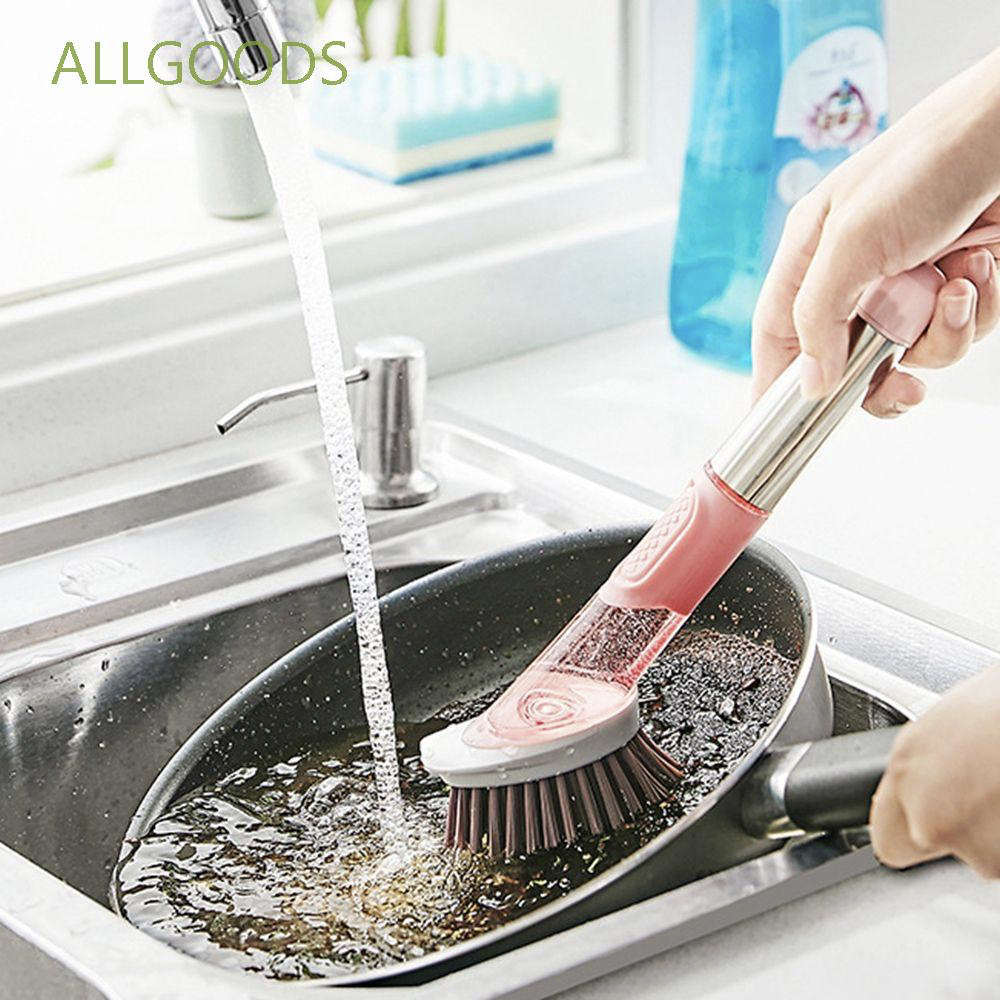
741, 726, 903, 839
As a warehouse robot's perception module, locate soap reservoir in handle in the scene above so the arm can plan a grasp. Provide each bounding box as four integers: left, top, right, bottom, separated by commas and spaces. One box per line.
464, 468, 767, 750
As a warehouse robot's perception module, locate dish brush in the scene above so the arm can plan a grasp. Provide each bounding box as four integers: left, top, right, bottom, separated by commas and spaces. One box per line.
421, 223, 1000, 857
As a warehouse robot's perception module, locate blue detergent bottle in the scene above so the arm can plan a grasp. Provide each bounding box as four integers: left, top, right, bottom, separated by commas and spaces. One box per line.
669, 0, 886, 370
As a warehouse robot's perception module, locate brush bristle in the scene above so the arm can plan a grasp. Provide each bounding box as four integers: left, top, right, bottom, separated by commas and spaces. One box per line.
443, 729, 683, 857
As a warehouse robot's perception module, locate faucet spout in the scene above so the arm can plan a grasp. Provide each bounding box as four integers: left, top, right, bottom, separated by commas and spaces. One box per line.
188, 0, 287, 82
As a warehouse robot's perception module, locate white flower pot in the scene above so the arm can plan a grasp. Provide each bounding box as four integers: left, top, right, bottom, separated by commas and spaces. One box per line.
175, 83, 275, 220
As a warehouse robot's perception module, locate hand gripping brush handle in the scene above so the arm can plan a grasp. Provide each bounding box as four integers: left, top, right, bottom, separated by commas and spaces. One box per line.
421, 224, 1000, 856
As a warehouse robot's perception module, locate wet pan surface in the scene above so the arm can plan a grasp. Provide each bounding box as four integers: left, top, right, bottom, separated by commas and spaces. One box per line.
114, 527, 821, 984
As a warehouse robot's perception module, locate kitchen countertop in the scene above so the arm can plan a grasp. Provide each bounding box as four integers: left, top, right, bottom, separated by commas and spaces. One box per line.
561, 859, 1000, 999
433, 317, 1000, 999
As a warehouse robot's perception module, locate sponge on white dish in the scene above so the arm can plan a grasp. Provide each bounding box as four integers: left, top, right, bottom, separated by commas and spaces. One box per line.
311, 54, 560, 183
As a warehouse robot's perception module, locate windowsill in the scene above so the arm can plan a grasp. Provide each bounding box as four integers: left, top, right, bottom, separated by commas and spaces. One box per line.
0, 2, 692, 495
2, 112, 615, 306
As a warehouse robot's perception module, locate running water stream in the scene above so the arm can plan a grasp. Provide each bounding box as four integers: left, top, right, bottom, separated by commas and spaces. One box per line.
238, 78, 406, 853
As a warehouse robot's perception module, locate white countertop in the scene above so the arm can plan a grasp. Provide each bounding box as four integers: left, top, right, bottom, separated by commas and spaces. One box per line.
561, 859, 1000, 1000
435, 317, 1000, 637
433, 317, 1000, 998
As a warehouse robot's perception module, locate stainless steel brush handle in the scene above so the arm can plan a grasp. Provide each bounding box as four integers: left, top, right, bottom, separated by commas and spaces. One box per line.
711, 321, 901, 511
715, 222, 1000, 511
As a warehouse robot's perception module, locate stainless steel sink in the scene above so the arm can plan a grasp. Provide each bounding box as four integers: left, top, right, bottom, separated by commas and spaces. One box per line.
1, 412, 997, 1000
0, 564, 443, 905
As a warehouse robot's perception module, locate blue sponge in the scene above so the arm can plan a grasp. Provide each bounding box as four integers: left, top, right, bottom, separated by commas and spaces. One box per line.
311, 54, 560, 183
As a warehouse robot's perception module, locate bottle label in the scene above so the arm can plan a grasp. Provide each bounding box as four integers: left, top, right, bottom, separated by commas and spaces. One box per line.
775, 26, 887, 158
764, 26, 887, 256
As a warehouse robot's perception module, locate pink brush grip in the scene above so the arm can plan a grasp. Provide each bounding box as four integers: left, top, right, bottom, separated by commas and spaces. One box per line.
598, 465, 768, 616
465, 466, 766, 749
857, 222, 1000, 347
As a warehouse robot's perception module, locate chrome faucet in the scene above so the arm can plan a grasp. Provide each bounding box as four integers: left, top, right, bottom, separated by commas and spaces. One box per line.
189, 0, 286, 82
217, 336, 440, 510
191, 4, 438, 509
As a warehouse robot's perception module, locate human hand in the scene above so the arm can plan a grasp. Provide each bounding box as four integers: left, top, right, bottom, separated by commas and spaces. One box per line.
752, 49, 1000, 415
870, 664, 1000, 878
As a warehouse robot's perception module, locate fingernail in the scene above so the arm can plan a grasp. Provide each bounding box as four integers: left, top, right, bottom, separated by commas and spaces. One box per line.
969, 250, 994, 286
944, 289, 974, 329
799, 354, 826, 399
891, 401, 912, 416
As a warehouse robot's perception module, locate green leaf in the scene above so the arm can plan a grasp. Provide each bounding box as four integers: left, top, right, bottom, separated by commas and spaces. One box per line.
434, 0, 446, 56
395, 0, 412, 57
79, 151, 116, 174
315, 0, 335, 19
354, 0, 376, 60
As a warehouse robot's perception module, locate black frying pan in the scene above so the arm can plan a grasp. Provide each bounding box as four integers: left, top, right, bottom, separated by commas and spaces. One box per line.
112, 527, 900, 984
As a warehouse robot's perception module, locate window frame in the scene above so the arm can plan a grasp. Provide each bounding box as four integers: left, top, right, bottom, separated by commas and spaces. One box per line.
0, 1, 692, 491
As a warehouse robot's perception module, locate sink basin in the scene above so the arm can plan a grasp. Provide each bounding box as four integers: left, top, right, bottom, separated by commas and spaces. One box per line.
0, 414, 994, 999
0, 564, 442, 905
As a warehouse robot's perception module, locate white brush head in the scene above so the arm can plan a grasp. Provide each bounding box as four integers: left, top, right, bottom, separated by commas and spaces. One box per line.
420, 691, 641, 788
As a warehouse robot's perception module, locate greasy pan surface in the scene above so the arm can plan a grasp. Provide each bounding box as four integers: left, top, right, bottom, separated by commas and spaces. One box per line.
115, 526, 825, 984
